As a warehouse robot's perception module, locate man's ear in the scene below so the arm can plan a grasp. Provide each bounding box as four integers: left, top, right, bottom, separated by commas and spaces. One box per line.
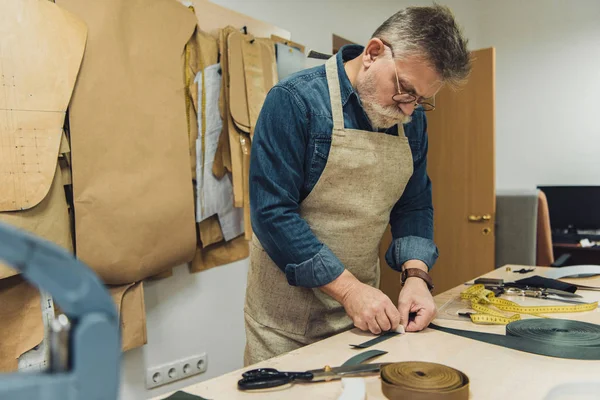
363, 38, 386, 68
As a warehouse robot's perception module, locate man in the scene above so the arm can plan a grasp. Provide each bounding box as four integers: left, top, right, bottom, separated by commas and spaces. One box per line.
245, 5, 471, 365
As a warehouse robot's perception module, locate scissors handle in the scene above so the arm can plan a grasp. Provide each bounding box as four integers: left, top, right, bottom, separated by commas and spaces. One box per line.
238, 368, 314, 390
238, 375, 293, 390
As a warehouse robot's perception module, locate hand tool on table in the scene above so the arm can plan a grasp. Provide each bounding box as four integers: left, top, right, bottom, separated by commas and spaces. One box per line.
470, 277, 585, 304
0, 222, 120, 400
238, 349, 389, 390
502, 287, 591, 305
510, 267, 536, 274
238, 363, 388, 390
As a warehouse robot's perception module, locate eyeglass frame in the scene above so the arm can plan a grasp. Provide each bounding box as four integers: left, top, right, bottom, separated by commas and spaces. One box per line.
378, 38, 436, 112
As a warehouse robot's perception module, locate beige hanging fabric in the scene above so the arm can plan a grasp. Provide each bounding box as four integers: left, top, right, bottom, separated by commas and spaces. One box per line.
212, 27, 235, 180
190, 235, 249, 273
58, 132, 72, 186
227, 31, 279, 239
222, 28, 245, 208
57, 0, 197, 284
241, 37, 278, 139
108, 282, 147, 352
186, 25, 248, 272
0, 0, 83, 280
227, 32, 252, 134
0, 276, 43, 373
184, 19, 219, 181
184, 22, 233, 249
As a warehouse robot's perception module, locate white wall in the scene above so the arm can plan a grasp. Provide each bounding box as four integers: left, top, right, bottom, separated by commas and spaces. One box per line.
208, 0, 481, 57
474, 0, 600, 190
120, 261, 249, 399
119, 2, 480, 399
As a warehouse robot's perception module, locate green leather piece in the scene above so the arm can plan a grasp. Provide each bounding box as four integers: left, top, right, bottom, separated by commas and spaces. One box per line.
350, 332, 400, 349
430, 319, 600, 360
162, 391, 210, 400
342, 349, 388, 366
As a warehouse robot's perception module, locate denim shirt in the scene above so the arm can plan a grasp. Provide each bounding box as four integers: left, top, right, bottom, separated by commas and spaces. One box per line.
249, 45, 439, 289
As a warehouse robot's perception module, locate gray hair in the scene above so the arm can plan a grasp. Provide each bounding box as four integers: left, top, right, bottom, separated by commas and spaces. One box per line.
372, 4, 471, 88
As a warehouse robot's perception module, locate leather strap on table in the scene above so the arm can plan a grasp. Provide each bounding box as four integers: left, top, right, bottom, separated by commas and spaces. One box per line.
430, 319, 600, 360
380, 362, 469, 400
350, 332, 400, 349
341, 350, 387, 366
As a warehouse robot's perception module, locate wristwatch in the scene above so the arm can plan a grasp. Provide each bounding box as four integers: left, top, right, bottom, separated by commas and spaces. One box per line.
401, 268, 434, 291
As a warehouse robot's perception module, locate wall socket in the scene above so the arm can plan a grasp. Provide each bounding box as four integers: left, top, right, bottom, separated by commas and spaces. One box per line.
146, 353, 208, 389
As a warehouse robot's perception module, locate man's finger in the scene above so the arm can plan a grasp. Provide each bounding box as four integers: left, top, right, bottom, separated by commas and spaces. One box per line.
397, 299, 411, 329
385, 303, 401, 331
367, 318, 382, 335
354, 318, 368, 331
406, 309, 433, 332
375, 311, 392, 332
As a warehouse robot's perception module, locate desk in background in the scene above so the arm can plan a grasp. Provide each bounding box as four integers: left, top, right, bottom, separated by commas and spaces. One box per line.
554, 243, 600, 266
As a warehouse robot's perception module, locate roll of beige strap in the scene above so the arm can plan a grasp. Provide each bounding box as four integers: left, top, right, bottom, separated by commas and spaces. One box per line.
381, 362, 469, 400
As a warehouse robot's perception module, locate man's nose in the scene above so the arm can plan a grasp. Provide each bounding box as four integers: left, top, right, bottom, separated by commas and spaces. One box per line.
399, 102, 416, 116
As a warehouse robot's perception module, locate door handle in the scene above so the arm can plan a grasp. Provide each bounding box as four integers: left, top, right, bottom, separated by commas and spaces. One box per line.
468, 214, 492, 223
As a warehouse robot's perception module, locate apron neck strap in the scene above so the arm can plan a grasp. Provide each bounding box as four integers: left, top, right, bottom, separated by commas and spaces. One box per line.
325, 55, 344, 130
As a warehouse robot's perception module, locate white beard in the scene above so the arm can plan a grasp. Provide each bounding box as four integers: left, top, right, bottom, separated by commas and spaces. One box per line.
356, 73, 411, 129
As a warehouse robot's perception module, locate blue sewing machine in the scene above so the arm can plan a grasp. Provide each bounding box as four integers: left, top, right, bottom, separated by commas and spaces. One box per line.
0, 222, 120, 399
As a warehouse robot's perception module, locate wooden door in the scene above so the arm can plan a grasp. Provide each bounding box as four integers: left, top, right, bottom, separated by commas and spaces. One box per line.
332, 34, 356, 54
380, 47, 496, 297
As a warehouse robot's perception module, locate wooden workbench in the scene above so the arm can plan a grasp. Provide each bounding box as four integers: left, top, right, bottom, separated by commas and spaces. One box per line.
155, 266, 600, 399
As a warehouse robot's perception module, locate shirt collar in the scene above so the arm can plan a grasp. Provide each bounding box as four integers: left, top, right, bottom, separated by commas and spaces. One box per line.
336, 44, 364, 107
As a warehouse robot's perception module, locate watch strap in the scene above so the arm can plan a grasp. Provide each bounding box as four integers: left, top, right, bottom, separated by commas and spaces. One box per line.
402, 268, 434, 291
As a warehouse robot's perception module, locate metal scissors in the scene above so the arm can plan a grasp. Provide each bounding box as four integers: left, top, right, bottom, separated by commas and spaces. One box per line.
503, 287, 587, 304
237, 363, 386, 390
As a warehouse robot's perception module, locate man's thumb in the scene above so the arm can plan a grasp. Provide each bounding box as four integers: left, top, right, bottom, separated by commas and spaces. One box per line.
397, 300, 411, 329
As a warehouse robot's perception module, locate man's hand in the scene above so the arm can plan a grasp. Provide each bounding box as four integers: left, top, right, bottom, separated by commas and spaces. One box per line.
320, 270, 401, 334
397, 260, 436, 332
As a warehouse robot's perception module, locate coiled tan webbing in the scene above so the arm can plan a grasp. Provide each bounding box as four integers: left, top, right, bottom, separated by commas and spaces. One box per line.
380, 362, 469, 400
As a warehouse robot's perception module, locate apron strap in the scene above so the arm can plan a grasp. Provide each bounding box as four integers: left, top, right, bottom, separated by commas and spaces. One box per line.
325, 56, 344, 130
397, 123, 406, 137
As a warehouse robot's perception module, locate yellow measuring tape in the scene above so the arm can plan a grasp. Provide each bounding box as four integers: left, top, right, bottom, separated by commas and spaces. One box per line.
461, 284, 598, 325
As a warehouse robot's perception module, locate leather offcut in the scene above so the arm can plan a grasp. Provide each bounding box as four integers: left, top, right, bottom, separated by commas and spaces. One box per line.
350, 332, 400, 349
341, 349, 387, 366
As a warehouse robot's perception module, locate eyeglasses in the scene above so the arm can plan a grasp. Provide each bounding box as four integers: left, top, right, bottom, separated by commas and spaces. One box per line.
379, 39, 436, 112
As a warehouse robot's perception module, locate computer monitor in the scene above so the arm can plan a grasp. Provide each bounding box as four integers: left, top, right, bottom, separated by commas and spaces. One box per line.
537, 186, 600, 231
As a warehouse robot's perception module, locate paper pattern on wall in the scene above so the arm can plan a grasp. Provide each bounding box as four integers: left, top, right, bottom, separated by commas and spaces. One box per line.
58, 0, 197, 284
0, 164, 73, 280
0, 0, 86, 212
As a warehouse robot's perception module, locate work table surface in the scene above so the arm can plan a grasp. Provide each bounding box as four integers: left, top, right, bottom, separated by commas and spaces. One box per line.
155, 266, 600, 399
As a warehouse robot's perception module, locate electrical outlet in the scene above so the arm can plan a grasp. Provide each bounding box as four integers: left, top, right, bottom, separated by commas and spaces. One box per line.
146, 353, 208, 389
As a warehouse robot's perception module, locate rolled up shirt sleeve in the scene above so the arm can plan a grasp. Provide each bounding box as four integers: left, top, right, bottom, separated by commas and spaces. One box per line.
385, 113, 439, 271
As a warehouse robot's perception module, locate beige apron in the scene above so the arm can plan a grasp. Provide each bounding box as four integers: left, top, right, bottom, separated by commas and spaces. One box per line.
244, 55, 414, 365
